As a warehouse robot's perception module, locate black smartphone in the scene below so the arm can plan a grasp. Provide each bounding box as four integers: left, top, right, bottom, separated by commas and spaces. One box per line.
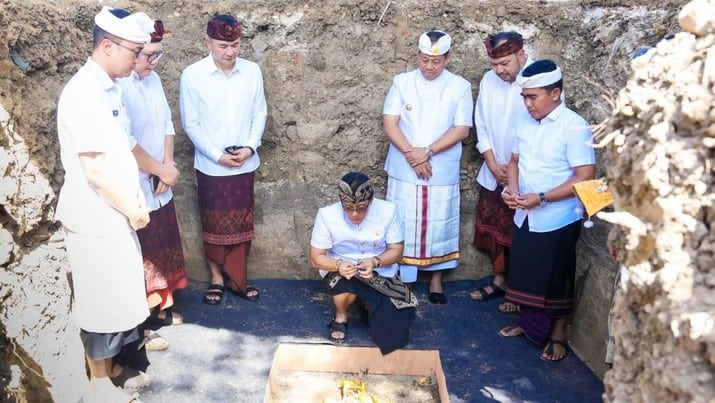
150, 175, 160, 192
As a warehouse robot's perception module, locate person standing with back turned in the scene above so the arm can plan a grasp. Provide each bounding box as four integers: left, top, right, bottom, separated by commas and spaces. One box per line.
382, 29, 473, 305
180, 14, 268, 305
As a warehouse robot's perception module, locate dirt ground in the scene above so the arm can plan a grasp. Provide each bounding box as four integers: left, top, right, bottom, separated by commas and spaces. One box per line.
3, 0, 712, 402
266, 371, 440, 402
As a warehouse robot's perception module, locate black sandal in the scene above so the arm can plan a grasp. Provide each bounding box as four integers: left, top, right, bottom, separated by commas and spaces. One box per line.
541, 339, 568, 362
148, 307, 183, 326
231, 285, 260, 301
469, 282, 505, 301
327, 319, 348, 342
203, 284, 225, 305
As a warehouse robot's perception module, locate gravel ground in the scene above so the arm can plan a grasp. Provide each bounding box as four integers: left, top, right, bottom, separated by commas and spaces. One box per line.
137, 278, 604, 402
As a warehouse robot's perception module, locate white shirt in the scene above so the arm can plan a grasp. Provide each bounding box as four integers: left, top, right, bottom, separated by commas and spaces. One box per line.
179, 54, 267, 176
56, 58, 140, 235
512, 102, 595, 232
383, 69, 473, 185
474, 57, 534, 191
310, 198, 404, 278
117, 70, 175, 210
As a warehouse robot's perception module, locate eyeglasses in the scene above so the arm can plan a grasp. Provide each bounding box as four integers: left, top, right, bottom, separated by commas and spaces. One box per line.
140, 51, 164, 63
109, 39, 143, 57
342, 201, 370, 213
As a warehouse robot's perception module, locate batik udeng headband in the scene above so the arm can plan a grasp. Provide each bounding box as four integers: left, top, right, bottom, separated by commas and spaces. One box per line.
484, 34, 523, 58
338, 179, 374, 203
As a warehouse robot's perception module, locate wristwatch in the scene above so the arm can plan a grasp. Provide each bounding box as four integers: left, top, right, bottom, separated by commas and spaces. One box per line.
539, 192, 548, 206
426, 146, 435, 158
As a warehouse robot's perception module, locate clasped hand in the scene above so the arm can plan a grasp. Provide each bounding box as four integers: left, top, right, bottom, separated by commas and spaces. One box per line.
154, 162, 180, 195
502, 190, 539, 210
488, 162, 509, 186
219, 148, 251, 168
403, 147, 432, 180
338, 260, 374, 280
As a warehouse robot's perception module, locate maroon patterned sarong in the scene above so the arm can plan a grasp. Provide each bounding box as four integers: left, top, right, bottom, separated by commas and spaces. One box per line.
136, 199, 187, 295
473, 185, 514, 274
196, 170, 255, 245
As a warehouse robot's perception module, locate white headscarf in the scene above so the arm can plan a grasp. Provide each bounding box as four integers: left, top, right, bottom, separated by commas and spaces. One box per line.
94, 6, 154, 43
418, 30, 451, 56
515, 65, 563, 88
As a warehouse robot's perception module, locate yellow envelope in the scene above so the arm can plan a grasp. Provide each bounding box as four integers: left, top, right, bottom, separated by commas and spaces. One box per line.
573, 179, 614, 219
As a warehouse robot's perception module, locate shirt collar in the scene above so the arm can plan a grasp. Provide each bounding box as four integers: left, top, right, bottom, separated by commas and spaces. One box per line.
204, 53, 241, 76
418, 68, 448, 85
86, 57, 117, 91
542, 101, 566, 122
131, 70, 145, 81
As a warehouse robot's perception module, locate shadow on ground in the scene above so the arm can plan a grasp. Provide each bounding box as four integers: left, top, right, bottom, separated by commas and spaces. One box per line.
138, 278, 604, 402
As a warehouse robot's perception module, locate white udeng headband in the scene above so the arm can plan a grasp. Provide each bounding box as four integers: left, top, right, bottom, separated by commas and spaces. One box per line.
418, 31, 451, 56
94, 6, 154, 43
515, 66, 563, 88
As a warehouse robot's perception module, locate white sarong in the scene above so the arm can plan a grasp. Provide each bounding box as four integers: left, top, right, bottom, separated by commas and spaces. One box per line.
386, 176, 460, 282
64, 228, 149, 333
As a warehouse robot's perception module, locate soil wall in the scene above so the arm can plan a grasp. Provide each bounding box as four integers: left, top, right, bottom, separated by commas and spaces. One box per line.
599, 1, 715, 400
1, 0, 703, 402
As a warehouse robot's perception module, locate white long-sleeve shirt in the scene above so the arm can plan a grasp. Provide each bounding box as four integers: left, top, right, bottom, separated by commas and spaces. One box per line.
118, 70, 175, 210
179, 54, 267, 176
474, 57, 533, 191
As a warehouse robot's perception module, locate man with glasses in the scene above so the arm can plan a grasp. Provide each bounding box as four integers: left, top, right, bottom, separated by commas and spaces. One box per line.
118, 18, 187, 352
310, 172, 416, 353
180, 14, 267, 305
470, 32, 532, 313
55, 6, 154, 402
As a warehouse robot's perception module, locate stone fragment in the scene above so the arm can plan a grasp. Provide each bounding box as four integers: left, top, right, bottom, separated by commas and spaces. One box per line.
678, 0, 715, 36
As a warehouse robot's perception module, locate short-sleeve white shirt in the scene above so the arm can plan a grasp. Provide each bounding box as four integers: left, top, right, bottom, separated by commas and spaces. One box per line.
310, 198, 403, 278
512, 103, 595, 232
55, 58, 140, 235
117, 70, 175, 210
383, 69, 473, 185
179, 54, 267, 176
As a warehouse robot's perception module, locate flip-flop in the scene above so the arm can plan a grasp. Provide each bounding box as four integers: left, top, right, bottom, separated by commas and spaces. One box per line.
498, 325, 524, 339
541, 339, 568, 362
498, 300, 520, 314
231, 285, 260, 301
203, 284, 225, 305
144, 331, 169, 351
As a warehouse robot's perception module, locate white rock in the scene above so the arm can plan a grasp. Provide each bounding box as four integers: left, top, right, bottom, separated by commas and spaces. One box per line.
678, 0, 715, 36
